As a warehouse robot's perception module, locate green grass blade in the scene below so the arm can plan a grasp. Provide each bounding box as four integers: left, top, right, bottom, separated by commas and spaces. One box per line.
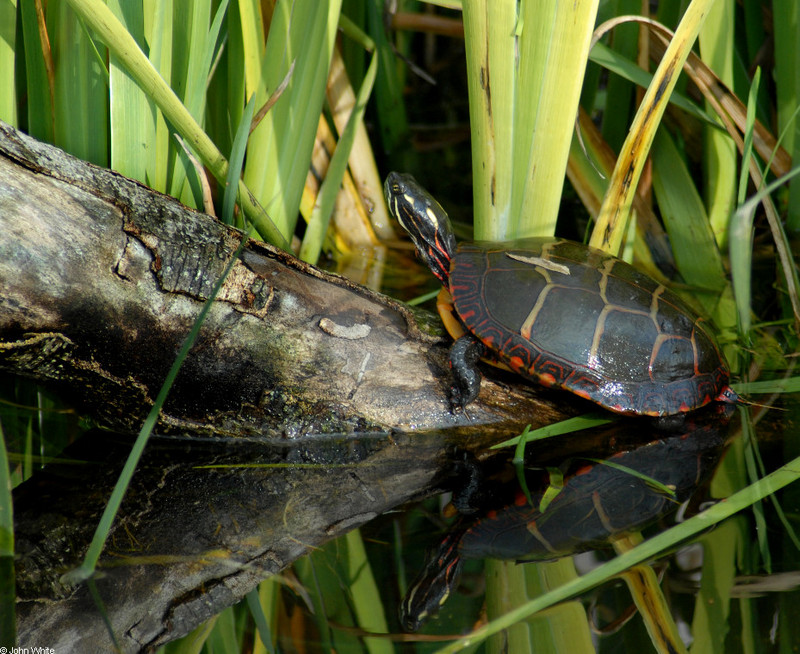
512, 0, 599, 239
485, 558, 595, 654
612, 535, 688, 654
141, 0, 176, 193
203, 606, 239, 653
689, 520, 743, 653
0, 0, 18, 126
740, 377, 800, 394
343, 529, 393, 654
0, 421, 15, 647
243, 0, 343, 241
773, 0, 800, 232
164, 618, 218, 653
299, 23, 378, 263
582, 458, 676, 498
223, 93, 256, 224
537, 467, 565, 513
87, 577, 121, 650
126, 0, 168, 190
252, 579, 280, 654
64, 0, 289, 248
236, 0, 265, 102
296, 529, 392, 653
462, 0, 517, 239
650, 129, 728, 313
595, 3, 637, 151
50, 3, 109, 166
421, 0, 462, 8
293, 552, 336, 651
730, 167, 800, 336
19, 0, 54, 143
741, 412, 771, 573
737, 68, 760, 208
592, 0, 716, 255
246, 588, 276, 654
698, 0, 736, 247
366, 0, 409, 153
588, 41, 721, 128
492, 413, 615, 449
168, 0, 229, 207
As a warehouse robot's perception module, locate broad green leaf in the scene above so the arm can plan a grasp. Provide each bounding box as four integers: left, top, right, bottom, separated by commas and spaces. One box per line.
50, 5, 108, 165
243, 0, 344, 241
108, 1, 150, 184
0, 0, 18, 125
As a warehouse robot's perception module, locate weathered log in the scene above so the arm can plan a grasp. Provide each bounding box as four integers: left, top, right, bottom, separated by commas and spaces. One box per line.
0, 121, 573, 650
0, 121, 566, 437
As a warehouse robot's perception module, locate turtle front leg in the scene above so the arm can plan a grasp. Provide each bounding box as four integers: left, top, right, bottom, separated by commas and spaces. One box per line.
448, 334, 486, 411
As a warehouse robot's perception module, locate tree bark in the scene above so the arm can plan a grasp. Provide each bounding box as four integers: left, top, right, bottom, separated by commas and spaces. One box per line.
0, 121, 572, 650
0, 121, 567, 437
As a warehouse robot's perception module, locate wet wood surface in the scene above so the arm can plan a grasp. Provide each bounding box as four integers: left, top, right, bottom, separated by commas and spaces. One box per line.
0, 122, 576, 651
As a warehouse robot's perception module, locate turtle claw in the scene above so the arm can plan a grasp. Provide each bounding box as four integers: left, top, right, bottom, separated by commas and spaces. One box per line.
448, 385, 466, 413
448, 384, 475, 420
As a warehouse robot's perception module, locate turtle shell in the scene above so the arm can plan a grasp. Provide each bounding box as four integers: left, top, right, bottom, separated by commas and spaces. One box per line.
459, 418, 729, 560
445, 238, 730, 416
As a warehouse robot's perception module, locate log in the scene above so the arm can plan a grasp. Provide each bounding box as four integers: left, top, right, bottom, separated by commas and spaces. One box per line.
0, 121, 570, 650
0, 121, 565, 436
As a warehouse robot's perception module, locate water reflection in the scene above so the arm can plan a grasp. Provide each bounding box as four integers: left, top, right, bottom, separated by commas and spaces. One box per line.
401, 403, 735, 631
13, 401, 748, 648
13, 429, 443, 650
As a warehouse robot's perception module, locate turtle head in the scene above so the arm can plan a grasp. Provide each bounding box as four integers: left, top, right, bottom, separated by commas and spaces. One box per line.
385, 172, 456, 287
399, 528, 464, 631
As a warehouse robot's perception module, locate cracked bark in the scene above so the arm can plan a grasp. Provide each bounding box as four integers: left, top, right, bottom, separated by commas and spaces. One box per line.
0, 121, 572, 651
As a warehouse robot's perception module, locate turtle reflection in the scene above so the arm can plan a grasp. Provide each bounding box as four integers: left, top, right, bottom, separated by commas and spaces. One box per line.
400, 404, 734, 631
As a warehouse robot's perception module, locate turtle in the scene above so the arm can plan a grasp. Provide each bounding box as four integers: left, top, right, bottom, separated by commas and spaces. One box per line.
384, 172, 737, 416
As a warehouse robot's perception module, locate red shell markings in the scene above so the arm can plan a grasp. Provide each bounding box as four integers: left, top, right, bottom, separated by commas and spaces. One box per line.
448, 238, 730, 416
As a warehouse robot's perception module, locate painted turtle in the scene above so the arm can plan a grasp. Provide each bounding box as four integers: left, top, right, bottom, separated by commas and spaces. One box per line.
385, 172, 736, 416
399, 405, 733, 631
